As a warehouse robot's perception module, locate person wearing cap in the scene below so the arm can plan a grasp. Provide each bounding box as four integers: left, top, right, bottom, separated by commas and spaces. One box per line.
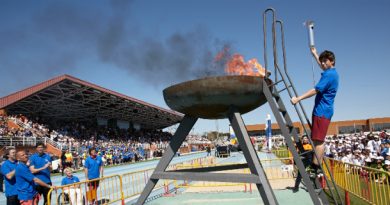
375, 157, 387, 184
386, 152, 390, 161
340, 151, 350, 163
385, 160, 390, 172
380, 141, 389, 157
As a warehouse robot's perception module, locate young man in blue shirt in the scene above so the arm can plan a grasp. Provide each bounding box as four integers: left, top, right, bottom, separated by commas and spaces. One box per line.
15, 150, 55, 205
1, 148, 19, 205
29, 143, 52, 205
291, 47, 339, 174
84, 147, 103, 204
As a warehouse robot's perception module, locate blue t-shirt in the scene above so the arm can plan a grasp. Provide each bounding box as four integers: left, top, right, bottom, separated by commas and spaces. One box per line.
1, 160, 18, 197
313, 68, 339, 119
29, 153, 52, 183
15, 162, 37, 200
61, 176, 80, 186
84, 156, 102, 179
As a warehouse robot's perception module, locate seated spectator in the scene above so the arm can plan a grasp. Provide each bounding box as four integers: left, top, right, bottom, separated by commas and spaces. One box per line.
61, 168, 83, 205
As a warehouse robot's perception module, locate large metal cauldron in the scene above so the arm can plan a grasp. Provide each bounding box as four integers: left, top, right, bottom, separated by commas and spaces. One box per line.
163, 75, 272, 119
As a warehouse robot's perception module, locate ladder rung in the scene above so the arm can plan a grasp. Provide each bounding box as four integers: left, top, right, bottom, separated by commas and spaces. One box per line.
278, 107, 286, 113
299, 150, 314, 157
277, 85, 292, 94
268, 79, 284, 87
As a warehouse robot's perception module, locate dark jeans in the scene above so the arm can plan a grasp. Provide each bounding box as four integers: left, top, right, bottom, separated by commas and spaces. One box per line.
7, 195, 20, 205
0, 172, 4, 192
36, 182, 52, 205
294, 152, 313, 189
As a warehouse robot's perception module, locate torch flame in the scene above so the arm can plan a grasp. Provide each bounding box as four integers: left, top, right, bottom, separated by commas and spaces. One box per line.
215, 48, 268, 77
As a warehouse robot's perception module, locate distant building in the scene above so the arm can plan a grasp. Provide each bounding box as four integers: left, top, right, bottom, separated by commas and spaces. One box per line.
246, 117, 390, 136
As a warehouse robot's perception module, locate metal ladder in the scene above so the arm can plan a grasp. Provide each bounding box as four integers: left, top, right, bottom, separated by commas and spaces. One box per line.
261, 8, 344, 205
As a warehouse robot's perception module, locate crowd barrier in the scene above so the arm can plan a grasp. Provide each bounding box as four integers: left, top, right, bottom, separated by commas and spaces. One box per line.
48, 175, 124, 205
47, 149, 389, 205
324, 158, 390, 205
271, 148, 390, 204
271, 148, 291, 158
47, 155, 211, 204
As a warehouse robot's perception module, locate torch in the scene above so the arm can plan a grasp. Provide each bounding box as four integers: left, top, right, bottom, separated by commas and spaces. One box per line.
305, 20, 315, 48
304, 20, 316, 85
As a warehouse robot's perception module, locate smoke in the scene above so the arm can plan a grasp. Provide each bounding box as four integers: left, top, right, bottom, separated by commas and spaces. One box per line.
98, 27, 233, 85
0, 1, 233, 96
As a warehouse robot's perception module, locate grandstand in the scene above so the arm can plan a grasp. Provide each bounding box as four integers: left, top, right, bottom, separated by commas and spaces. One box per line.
0, 74, 183, 156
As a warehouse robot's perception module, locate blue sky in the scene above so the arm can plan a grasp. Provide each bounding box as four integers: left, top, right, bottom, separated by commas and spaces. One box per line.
1, 0, 389, 134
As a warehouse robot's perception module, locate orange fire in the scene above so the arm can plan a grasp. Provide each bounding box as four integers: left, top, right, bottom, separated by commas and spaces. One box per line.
215, 48, 268, 77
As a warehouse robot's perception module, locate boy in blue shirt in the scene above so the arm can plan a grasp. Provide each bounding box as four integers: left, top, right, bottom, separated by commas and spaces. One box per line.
29, 143, 52, 205
292, 47, 339, 175
1, 148, 19, 205
15, 150, 54, 205
61, 167, 83, 205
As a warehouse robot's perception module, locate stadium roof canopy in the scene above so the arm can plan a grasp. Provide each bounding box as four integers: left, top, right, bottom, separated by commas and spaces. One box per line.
0, 75, 183, 129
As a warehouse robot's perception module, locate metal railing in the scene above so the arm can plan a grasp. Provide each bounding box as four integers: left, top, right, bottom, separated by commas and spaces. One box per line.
324, 158, 390, 205
48, 175, 124, 205
0, 136, 37, 147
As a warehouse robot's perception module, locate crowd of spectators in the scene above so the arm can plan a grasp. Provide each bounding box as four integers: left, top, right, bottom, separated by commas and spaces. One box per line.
1, 115, 178, 171
0, 115, 49, 139
323, 131, 390, 172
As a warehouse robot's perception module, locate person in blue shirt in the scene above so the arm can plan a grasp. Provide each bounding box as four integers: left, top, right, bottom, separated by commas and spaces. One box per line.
29, 143, 52, 205
15, 150, 54, 205
61, 167, 83, 205
0, 155, 4, 193
1, 148, 19, 205
84, 147, 103, 204
381, 141, 390, 157
292, 47, 339, 175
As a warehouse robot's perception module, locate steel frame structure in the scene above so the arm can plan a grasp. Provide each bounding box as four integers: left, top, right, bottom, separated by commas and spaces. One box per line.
0, 75, 182, 129
136, 109, 278, 205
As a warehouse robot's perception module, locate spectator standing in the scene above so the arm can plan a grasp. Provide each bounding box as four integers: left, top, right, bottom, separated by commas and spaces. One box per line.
0, 154, 4, 193
60, 150, 67, 176
1, 148, 19, 205
84, 147, 103, 204
65, 150, 73, 168
290, 135, 313, 192
16, 150, 54, 205
206, 145, 211, 157
29, 143, 52, 205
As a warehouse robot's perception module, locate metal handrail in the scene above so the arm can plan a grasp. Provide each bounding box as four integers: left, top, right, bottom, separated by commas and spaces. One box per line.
274, 19, 344, 205
262, 7, 343, 205
263, 7, 278, 83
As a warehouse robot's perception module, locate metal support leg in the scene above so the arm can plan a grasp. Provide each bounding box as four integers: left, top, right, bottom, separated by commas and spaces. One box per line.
229, 109, 278, 205
135, 115, 197, 205
262, 81, 328, 205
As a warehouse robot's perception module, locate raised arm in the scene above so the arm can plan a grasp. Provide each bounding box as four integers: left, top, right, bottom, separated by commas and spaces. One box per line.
311, 47, 321, 67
